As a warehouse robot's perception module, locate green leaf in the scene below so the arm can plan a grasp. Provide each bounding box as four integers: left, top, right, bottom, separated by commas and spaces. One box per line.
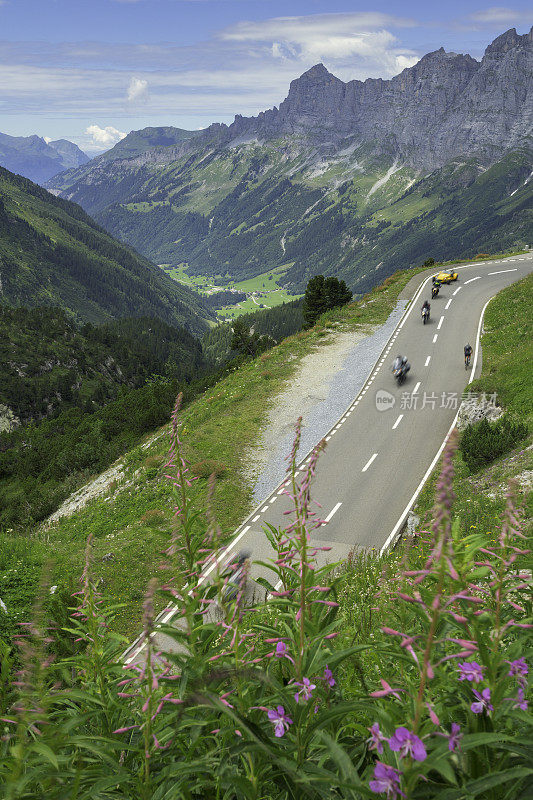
29, 741, 59, 770
464, 766, 533, 796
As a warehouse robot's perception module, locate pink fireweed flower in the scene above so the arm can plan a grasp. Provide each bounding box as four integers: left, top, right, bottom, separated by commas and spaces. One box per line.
370, 679, 405, 700
513, 687, 528, 711
367, 722, 387, 755
425, 703, 440, 725
267, 706, 293, 738
471, 688, 493, 715
323, 665, 335, 687
294, 677, 316, 704
507, 658, 528, 679
437, 723, 462, 752
266, 640, 295, 664
458, 661, 484, 683
388, 727, 427, 761
369, 762, 405, 799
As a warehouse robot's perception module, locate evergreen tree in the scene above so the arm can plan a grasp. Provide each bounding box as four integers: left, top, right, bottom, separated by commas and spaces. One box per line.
303, 275, 352, 327
302, 275, 327, 327
230, 318, 257, 356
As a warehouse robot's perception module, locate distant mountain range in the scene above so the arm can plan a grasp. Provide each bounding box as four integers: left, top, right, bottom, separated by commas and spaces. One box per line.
47, 27, 533, 293
0, 166, 214, 334
0, 132, 89, 184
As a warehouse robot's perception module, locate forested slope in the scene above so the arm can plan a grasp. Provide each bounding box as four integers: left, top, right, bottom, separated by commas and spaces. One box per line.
0, 167, 213, 334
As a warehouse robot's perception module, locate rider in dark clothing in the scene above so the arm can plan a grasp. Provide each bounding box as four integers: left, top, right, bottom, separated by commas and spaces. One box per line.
422, 300, 431, 312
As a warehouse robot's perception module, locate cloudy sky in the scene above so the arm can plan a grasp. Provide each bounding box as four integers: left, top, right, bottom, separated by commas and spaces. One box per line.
0, 0, 531, 153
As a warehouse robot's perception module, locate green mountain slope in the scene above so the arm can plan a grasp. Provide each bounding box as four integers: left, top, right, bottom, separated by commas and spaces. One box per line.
49, 137, 532, 295
0, 167, 214, 334
0, 306, 205, 425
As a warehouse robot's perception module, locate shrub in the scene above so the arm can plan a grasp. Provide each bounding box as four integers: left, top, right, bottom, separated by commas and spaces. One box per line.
460, 414, 528, 471
143, 455, 164, 470
139, 509, 165, 528
191, 459, 227, 478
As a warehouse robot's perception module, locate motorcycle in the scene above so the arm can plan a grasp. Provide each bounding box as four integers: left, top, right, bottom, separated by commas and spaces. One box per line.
392, 356, 410, 385
431, 284, 439, 299
422, 307, 430, 324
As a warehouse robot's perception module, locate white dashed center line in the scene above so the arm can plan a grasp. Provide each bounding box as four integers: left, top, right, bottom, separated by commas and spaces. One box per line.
432, 334, 438, 343
362, 453, 378, 472
488, 269, 518, 275
464, 276, 481, 285
445, 299, 452, 310
324, 502, 342, 522
392, 414, 403, 430
437, 316, 444, 330
453, 287, 462, 296
424, 356, 431, 366
252, 515, 260, 522
413, 382, 421, 394
261, 506, 268, 513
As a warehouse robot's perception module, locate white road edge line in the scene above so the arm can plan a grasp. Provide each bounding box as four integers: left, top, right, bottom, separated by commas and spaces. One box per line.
324, 502, 342, 522
362, 453, 378, 472
380, 295, 493, 556
392, 414, 403, 430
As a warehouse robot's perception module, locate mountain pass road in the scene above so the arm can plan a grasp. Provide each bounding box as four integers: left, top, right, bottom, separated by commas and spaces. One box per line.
125, 252, 532, 663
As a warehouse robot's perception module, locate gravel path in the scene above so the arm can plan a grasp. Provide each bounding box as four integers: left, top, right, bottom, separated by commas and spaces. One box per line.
245, 302, 406, 503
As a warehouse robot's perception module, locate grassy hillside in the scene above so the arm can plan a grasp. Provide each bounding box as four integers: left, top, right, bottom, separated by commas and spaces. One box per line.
0, 166, 213, 334
0, 253, 529, 641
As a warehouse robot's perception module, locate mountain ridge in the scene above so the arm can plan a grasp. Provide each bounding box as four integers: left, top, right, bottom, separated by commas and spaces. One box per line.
45, 27, 532, 296
0, 132, 89, 184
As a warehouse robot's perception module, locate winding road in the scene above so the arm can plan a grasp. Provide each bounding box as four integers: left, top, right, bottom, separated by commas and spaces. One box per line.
125, 252, 532, 663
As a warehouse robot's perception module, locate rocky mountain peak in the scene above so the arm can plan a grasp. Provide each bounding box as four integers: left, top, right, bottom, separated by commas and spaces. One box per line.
298, 63, 334, 81
484, 26, 529, 56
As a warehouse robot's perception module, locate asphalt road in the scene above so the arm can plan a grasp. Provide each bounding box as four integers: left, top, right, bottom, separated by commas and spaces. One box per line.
125, 252, 532, 663
213, 253, 533, 568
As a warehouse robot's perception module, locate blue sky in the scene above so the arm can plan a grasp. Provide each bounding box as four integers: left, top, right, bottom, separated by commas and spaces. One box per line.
0, 0, 531, 152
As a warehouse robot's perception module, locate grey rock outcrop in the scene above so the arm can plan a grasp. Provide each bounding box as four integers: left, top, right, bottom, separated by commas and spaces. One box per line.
457, 397, 504, 430
221, 27, 533, 170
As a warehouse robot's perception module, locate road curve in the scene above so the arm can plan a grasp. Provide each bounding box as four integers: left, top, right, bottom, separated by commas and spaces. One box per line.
210, 253, 533, 567
125, 253, 532, 663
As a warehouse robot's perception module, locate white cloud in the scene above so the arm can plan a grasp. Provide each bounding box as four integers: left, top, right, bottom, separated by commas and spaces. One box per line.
126, 76, 149, 103
468, 7, 521, 24
85, 124, 126, 149
0, 10, 423, 137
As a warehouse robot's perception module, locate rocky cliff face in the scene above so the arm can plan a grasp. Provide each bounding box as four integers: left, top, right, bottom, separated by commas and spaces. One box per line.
220, 26, 533, 170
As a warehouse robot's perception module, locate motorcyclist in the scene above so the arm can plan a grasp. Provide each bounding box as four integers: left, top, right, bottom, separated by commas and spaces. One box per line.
392, 355, 410, 383
422, 299, 431, 315
222, 549, 251, 601
464, 343, 473, 367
